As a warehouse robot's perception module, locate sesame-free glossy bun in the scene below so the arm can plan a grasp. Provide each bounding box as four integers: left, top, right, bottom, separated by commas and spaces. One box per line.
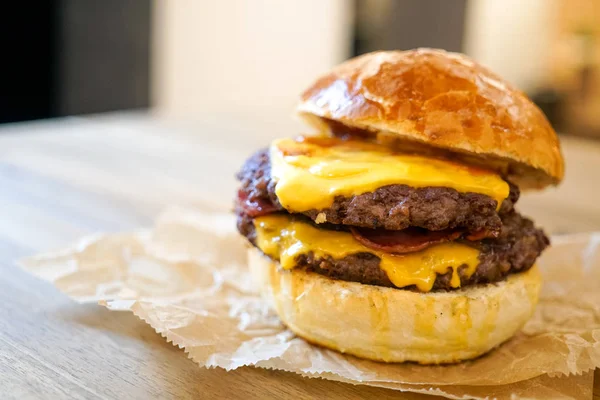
297, 49, 564, 189
248, 248, 541, 364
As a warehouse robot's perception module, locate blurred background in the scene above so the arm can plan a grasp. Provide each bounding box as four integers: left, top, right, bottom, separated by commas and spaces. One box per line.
3, 0, 600, 138
2, 0, 600, 239
2, 3, 600, 396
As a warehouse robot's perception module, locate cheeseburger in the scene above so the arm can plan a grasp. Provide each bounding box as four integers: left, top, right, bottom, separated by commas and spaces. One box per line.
235, 49, 564, 364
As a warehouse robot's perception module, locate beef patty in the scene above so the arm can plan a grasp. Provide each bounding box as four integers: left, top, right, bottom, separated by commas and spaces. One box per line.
237, 149, 519, 235
237, 211, 549, 291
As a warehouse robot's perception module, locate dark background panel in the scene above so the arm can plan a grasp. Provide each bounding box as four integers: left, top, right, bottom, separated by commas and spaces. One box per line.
0, 0, 151, 124
353, 0, 468, 56
0, 2, 57, 123
56, 0, 151, 115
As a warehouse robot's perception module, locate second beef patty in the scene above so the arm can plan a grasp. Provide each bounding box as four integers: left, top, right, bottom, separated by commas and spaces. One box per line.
237, 211, 549, 292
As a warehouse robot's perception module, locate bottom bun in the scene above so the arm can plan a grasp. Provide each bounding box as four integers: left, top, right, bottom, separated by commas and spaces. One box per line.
248, 248, 541, 364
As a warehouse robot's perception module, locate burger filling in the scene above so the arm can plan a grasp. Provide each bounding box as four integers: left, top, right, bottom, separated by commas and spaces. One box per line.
235, 136, 549, 292
237, 141, 519, 235
237, 212, 548, 292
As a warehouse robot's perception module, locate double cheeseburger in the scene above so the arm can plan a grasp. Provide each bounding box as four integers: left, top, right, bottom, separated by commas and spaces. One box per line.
235, 49, 564, 364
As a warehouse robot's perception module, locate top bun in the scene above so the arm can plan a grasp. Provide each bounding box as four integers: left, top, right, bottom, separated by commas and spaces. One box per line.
297, 49, 564, 189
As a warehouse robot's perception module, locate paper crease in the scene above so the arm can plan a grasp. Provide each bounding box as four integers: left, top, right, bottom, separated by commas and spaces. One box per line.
19, 207, 600, 399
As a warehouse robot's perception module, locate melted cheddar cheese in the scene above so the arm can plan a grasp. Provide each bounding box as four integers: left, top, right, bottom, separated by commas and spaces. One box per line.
270, 137, 509, 212
254, 214, 481, 292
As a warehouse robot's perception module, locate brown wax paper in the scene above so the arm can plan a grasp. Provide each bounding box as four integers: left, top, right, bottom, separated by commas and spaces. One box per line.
19, 207, 600, 399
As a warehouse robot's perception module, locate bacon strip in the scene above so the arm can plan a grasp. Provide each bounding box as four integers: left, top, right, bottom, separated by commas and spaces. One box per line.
465, 229, 496, 241
351, 226, 464, 254
237, 189, 279, 218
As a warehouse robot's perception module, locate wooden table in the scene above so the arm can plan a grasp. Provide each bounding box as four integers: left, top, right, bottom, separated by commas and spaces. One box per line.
1, 112, 598, 399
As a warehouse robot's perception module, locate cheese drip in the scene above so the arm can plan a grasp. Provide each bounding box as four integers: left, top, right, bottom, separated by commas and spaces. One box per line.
270, 137, 509, 212
254, 214, 481, 292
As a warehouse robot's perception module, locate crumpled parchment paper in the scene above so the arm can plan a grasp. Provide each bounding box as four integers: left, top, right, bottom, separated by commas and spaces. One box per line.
20, 207, 600, 399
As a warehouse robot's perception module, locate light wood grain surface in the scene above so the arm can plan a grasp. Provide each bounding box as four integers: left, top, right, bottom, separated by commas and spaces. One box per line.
1, 112, 598, 399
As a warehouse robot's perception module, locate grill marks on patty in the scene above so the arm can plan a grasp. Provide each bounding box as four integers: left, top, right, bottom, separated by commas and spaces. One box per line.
236, 148, 519, 235
235, 148, 548, 291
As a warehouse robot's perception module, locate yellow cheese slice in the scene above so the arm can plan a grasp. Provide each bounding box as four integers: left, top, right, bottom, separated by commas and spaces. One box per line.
270, 137, 509, 213
254, 214, 480, 292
